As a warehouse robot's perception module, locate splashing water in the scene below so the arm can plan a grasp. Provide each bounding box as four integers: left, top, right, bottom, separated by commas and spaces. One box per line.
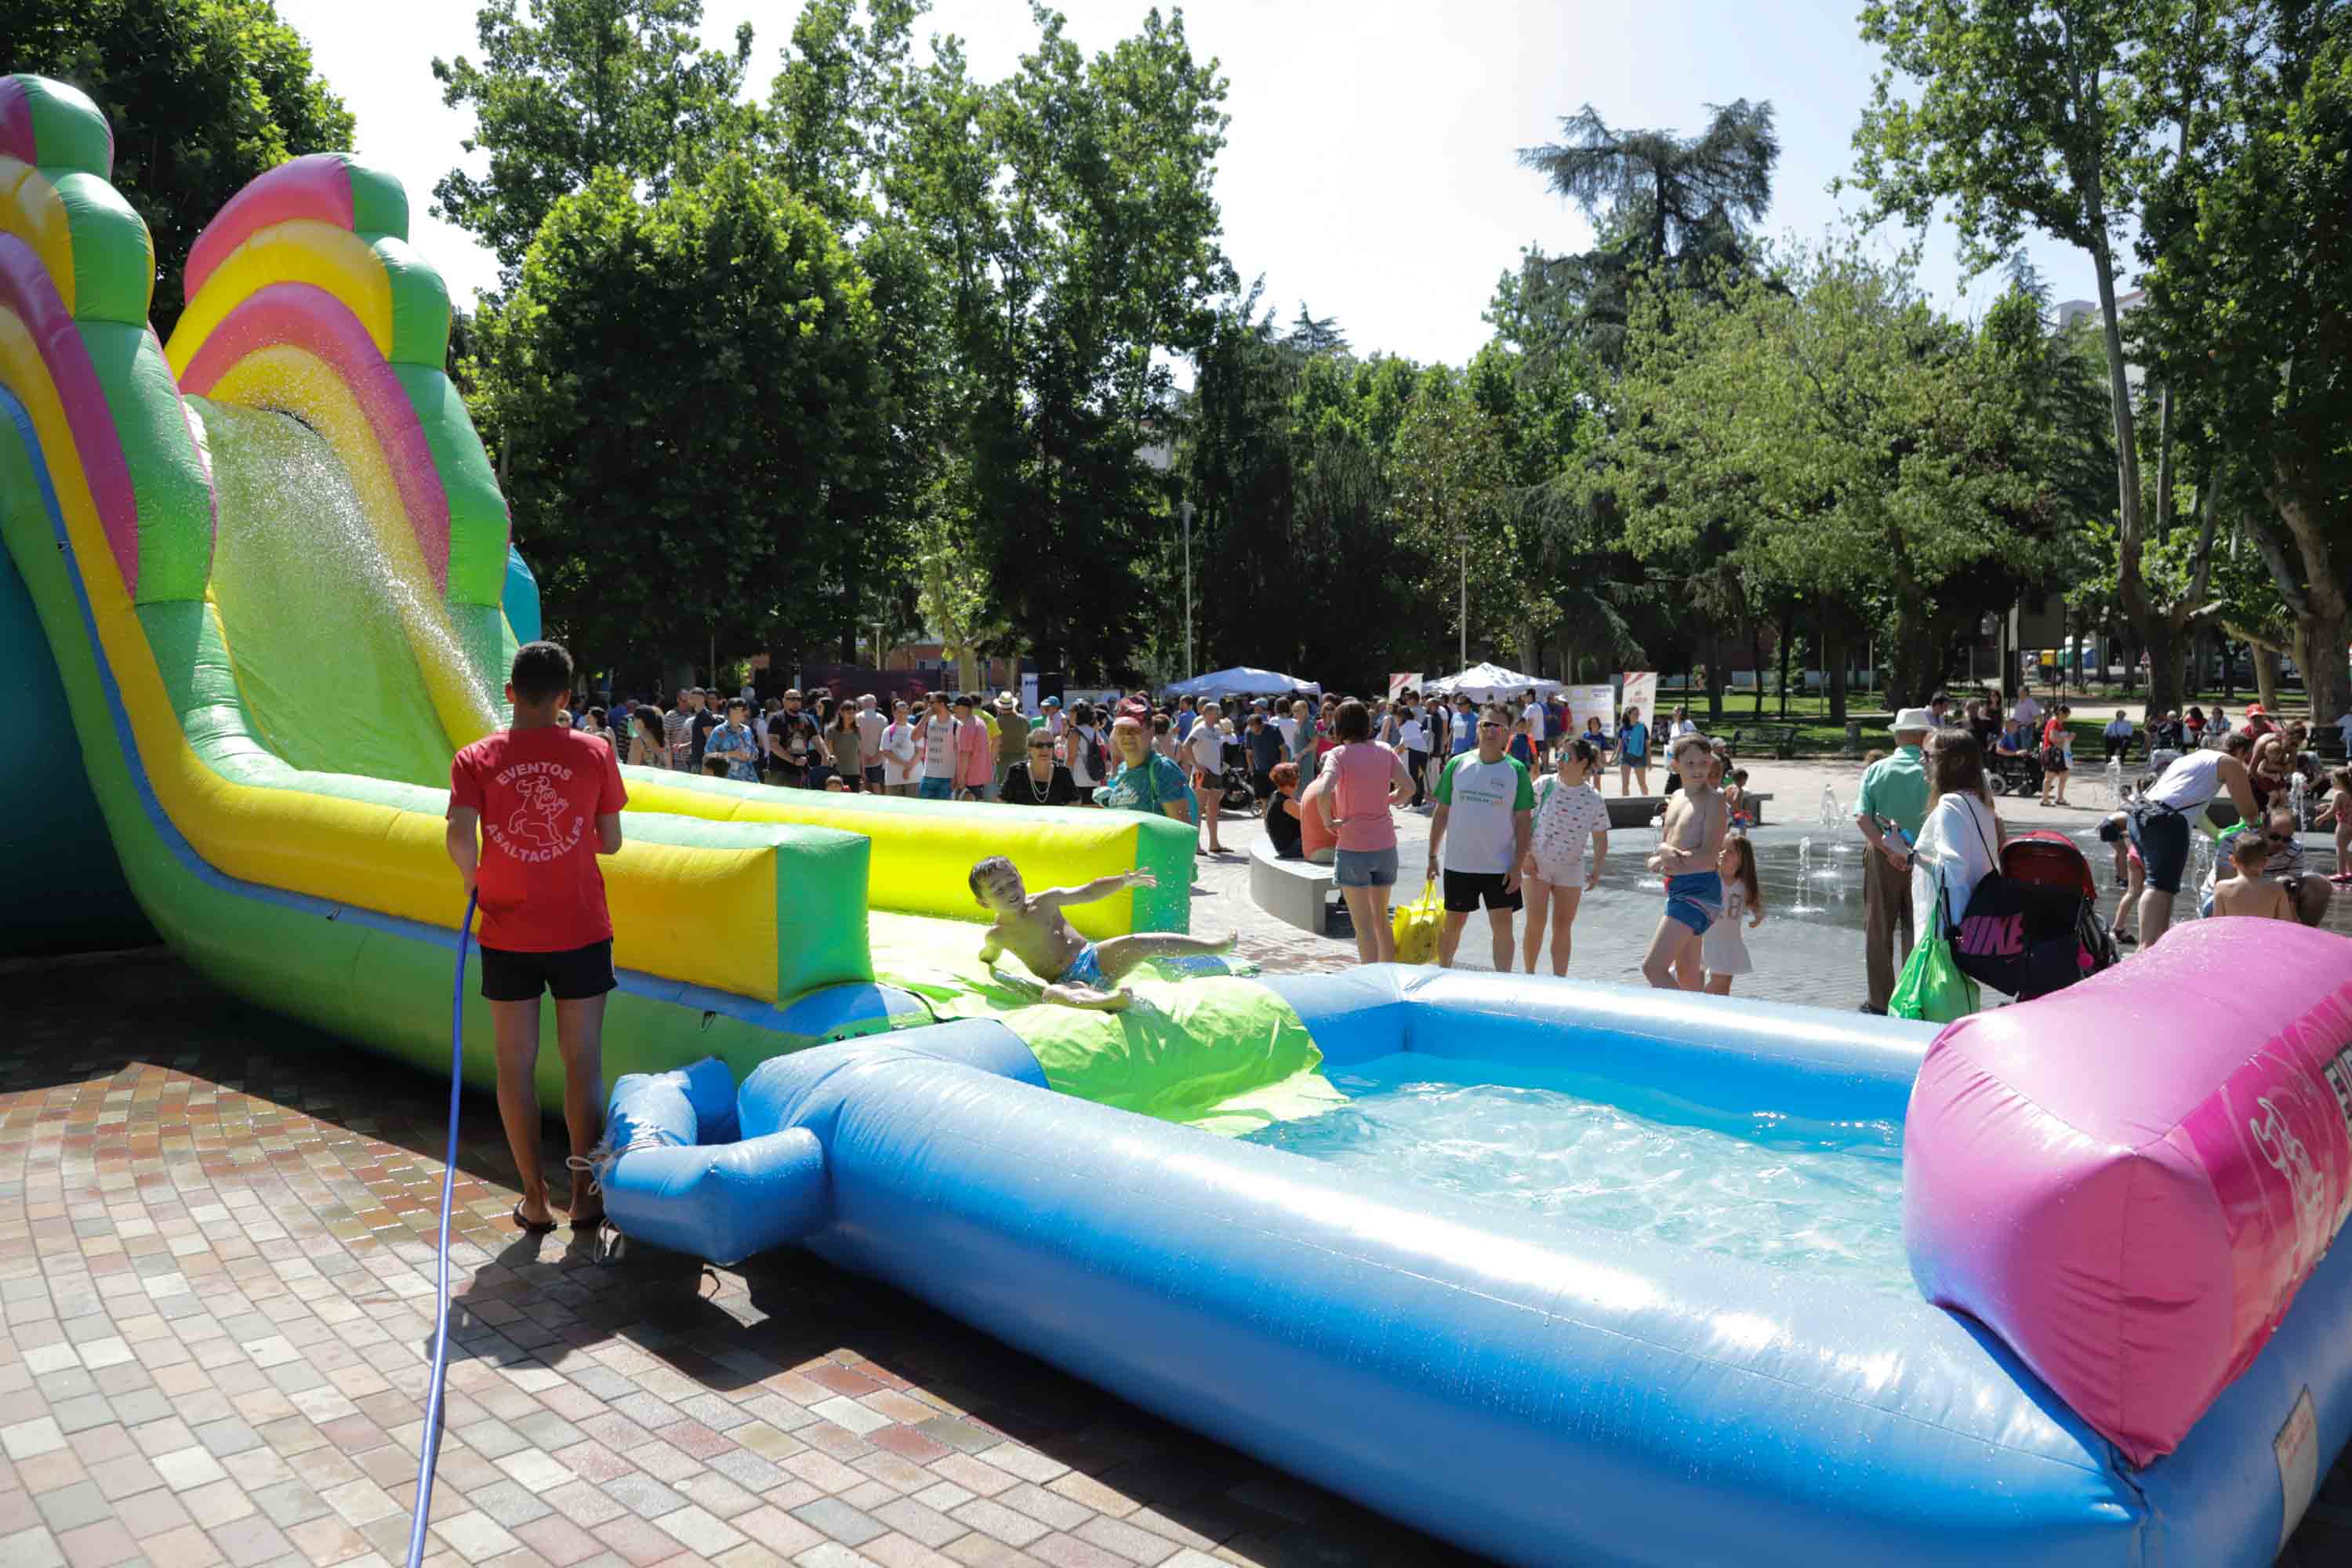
2290, 771, 2310, 829
1788, 836, 1824, 914
1817, 784, 1843, 829
1638, 814, 1667, 891
194, 397, 503, 786
2187, 832, 2216, 916
2103, 757, 2125, 811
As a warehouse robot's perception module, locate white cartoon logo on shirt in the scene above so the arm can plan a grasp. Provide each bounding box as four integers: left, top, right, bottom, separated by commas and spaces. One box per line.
484, 760, 583, 864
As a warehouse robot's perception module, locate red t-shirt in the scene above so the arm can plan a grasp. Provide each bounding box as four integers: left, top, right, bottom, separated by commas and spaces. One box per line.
448, 727, 628, 953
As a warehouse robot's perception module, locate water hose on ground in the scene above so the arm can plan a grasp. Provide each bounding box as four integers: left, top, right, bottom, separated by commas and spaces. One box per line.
405, 890, 475, 1568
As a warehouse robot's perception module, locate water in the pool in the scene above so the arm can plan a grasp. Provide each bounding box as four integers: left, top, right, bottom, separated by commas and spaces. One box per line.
1244, 1068, 1912, 1296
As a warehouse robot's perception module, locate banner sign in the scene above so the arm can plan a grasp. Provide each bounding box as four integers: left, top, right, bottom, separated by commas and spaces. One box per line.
1389, 672, 1422, 699
1620, 671, 1658, 726
1563, 684, 1616, 735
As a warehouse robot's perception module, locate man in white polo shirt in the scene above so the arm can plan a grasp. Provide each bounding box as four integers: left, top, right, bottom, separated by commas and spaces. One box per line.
1425, 704, 1535, 971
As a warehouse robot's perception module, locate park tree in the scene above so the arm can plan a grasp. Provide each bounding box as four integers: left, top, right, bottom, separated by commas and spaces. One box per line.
1388, 369, 1518, 673
469, 158, 890, 684
1610, 248, 2079, 710
432, 0, 758, 289
2131, 2, 2352, 728
6, 0, 354, 341
1847, 0, 2208, 714
893, 5, 1231, 681
1512, 99, 1779, 364
1173, 282, 1425, 688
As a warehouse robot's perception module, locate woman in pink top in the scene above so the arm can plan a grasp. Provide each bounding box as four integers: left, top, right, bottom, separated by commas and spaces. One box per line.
1317, 699, 1415, 964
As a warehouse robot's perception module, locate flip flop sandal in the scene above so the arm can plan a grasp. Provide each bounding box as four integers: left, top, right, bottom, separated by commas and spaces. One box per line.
510, 1203, 558, 1235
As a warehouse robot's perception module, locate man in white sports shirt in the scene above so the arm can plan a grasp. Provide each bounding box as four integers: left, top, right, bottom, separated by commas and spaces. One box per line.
1425, 705, 1535, 971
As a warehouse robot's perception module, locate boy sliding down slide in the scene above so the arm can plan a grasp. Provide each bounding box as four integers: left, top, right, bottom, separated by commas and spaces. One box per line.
970, 856, 1234, 1011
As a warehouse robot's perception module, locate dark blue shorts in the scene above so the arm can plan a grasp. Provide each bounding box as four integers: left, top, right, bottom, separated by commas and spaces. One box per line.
2129, 808, 2192, 895
1665, 871, 1722, 935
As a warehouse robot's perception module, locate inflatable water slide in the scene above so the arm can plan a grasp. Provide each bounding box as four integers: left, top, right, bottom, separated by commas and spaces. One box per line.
0, 74, 1201, 1103
13, 78, 2352, 1567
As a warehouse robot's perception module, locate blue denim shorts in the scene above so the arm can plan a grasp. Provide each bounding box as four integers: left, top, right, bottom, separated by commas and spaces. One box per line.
1665, 870, 1722, 935
918, 775, 956, 800
1334, 846, 1399, 887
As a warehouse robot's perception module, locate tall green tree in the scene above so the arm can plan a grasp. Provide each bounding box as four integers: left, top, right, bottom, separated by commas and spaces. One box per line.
7, 0, 354, 341
893, 5, 1230, 680
2132, 2, 2352, 728
1610, 247, 2088, 708
1847, 0, 2199, 713
432, 0, 757, 289
1389, 369, 1517, 673
1512, 100, 1779, 363
469, 158, 889, 681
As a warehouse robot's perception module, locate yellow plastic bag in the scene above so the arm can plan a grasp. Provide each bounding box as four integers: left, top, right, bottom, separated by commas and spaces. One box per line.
1392, 884, 1443, 965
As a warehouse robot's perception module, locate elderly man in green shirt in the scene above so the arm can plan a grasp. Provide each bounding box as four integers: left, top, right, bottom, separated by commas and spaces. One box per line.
1854, 707, 1935, 1014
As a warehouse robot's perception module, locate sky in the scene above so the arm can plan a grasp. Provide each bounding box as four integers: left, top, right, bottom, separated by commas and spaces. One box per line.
281, 0, 2100, 368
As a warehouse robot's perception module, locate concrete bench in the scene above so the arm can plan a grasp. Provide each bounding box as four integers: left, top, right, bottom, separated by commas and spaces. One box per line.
1249, 840, 1338, 935
1602, 792, 1771, 829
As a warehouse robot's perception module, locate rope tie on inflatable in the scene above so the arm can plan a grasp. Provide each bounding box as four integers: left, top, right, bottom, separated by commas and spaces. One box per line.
405, 891, 474, 1568
566, 1127, 681, 1196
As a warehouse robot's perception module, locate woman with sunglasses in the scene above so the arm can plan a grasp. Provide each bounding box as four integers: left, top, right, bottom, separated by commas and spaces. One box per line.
1001, 731, 1080, 806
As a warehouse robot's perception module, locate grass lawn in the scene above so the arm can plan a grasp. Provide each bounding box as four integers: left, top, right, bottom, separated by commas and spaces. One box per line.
1669, 687, 2321, 760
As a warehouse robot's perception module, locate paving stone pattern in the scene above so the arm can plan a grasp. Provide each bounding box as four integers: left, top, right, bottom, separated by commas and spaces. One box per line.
6, 760, 2352, 1566
0, 951, 1479, 1568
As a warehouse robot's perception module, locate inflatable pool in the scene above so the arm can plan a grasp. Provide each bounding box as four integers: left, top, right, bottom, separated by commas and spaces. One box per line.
601, 930, 2352, 1568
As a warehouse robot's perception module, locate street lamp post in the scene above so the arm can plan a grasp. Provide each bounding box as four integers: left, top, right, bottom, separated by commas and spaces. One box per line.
1180, 500, 1194, 682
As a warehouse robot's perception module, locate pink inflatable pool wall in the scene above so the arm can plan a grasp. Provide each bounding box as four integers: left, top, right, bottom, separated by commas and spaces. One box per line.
1906, 918, 2352, 1465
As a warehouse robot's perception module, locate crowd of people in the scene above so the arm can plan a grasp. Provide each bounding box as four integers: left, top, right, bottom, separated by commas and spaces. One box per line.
560, 677, 2346, 1011
1855, 693, 2349, 1015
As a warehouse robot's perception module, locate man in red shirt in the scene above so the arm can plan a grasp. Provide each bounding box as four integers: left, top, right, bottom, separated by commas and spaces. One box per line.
446, 641, 627, 1232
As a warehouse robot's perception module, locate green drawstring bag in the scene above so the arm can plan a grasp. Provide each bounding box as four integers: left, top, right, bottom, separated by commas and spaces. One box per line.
1889, 867, 1980, 1023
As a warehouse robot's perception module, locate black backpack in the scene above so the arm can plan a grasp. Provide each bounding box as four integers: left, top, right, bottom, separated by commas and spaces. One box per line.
1083, 727, 1109, 780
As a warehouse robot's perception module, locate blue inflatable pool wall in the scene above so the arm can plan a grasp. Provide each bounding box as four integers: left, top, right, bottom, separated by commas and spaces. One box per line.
601, 967, 2352, 1566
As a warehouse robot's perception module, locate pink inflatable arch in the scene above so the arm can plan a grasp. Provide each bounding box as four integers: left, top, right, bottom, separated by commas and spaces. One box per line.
1906, 918, 2352, 1465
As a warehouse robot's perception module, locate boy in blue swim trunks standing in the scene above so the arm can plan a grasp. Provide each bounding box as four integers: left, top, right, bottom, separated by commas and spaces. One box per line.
970, 856, 1234, 1011
1642, 734, 1727, 991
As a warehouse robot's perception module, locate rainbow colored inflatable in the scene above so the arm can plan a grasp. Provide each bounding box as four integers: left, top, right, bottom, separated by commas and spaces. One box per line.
0, 75, 1196, 1101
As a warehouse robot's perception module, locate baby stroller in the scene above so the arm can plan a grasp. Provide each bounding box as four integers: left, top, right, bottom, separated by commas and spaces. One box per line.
1218, 739, 1260, 817
1985, 830, 2121, 1000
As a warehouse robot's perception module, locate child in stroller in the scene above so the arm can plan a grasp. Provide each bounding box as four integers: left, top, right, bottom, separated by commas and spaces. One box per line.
1991, 830, 2121, 998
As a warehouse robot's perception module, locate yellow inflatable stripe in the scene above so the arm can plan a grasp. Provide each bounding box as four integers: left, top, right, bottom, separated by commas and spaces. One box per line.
165, 220, 391, 376
3, 303, 786, 1000
624, 776, 1146, 938
0, 158, 72, 314
199, 351, 496, 750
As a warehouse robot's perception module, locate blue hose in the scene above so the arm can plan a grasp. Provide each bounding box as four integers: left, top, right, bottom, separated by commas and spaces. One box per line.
406, 890, 475, 1568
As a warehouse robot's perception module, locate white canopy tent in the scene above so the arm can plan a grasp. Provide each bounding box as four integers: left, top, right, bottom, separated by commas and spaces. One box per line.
1165, 666, 1322, 700
1420, 662, 1563, 702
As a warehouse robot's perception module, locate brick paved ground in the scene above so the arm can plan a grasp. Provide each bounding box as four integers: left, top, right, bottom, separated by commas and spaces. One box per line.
5, 760, 2351, 1568
0, 953, 1483, 1568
